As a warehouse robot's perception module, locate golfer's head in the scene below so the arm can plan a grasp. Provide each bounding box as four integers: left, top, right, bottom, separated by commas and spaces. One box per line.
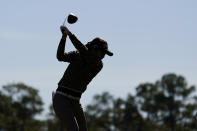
86, 37, 113, 59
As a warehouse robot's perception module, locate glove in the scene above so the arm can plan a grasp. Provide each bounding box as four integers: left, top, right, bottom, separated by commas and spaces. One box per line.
60, 25, 72, 36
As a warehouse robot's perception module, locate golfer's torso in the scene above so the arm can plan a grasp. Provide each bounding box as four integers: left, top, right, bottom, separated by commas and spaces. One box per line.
58, 53, 103, 93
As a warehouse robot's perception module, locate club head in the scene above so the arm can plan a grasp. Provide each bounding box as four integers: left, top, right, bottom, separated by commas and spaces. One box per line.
67, 13, 78, 24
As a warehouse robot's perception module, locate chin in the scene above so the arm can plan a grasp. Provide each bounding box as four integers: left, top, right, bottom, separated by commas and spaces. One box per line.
101, 56, 105, 59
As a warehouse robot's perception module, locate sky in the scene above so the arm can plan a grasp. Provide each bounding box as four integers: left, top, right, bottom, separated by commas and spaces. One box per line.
0, 0, 197, 119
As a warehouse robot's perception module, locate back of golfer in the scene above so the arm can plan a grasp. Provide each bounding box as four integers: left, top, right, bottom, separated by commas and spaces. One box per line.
52, 26, 113, 131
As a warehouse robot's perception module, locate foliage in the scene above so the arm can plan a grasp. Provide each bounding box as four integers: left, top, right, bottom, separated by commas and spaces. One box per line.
0, 83, 44, 131
84, 73, 197, 131
136, 74, 197, 130
1, 73, 197, 131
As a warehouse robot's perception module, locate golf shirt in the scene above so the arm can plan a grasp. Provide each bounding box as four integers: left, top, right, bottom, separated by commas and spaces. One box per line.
57, 34, 103, 98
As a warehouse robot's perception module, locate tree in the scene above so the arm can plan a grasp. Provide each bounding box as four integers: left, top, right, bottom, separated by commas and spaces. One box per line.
136, 73, 197, 131
85, 92, 114, 131
112, 94, 145, 131
0, 91, 14, 131
0, 83, 44, 131
85, 92, 145, 131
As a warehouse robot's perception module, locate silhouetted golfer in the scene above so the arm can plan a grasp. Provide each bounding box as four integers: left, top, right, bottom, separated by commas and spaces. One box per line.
52, 25, 113, 131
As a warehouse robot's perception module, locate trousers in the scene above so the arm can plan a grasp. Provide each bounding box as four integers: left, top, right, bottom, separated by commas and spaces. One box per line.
52, 92, 88, 131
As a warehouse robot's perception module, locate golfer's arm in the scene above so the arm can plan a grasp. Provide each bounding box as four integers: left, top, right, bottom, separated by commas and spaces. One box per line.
56, 36, 67, 61
69, 34, 88, 54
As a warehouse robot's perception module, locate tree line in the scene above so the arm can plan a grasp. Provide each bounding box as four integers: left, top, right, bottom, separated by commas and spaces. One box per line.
0, 73, 197, 131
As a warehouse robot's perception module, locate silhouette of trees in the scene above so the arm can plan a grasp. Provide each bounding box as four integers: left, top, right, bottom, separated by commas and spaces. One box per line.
84, 73, 197, 131
136, 73, 197, 130
0, 83, 44, 131
0, 73, 196, 131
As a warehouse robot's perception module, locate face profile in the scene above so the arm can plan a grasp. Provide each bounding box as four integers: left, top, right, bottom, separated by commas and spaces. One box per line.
86, 37, 113, 59
91, 48, 106, 59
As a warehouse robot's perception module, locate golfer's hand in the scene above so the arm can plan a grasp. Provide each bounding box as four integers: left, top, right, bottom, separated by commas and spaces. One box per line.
60, 26, 72, 36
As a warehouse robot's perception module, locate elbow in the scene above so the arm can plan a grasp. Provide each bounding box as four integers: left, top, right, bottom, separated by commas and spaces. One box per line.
57, 57, 63, 62
56, 54, 64, 61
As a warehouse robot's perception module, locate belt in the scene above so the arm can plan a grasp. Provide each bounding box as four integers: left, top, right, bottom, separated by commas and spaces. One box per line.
56, 86, 82, 100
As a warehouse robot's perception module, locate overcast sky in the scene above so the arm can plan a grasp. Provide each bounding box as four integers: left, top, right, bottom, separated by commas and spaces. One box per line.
1, 0, 197, 119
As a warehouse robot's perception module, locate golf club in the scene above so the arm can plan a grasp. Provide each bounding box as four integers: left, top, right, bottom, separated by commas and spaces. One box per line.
62, 13, 78, 26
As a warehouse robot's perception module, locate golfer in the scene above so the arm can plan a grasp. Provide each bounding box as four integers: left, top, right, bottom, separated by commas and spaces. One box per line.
52, 25, 113, 131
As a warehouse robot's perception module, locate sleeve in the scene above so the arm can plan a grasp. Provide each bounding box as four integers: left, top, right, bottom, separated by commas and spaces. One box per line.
69, 34, 88, 55
60, 51, 78, 63
69, 34, 95, 63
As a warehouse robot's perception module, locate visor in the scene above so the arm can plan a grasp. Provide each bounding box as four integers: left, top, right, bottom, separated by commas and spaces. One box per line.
92, 44, 113, 56
104, 49, 113, 56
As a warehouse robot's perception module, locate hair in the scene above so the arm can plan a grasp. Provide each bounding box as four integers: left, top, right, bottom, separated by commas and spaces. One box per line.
86, 37, 107, 50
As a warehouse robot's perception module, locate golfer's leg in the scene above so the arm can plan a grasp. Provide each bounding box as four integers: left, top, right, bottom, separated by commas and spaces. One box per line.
72, 102, 88, 131
59, 108, 79, 131
53, 94, 79, 131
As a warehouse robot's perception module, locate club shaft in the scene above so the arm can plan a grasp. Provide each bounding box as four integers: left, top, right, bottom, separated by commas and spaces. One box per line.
62, 18, 67, 26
